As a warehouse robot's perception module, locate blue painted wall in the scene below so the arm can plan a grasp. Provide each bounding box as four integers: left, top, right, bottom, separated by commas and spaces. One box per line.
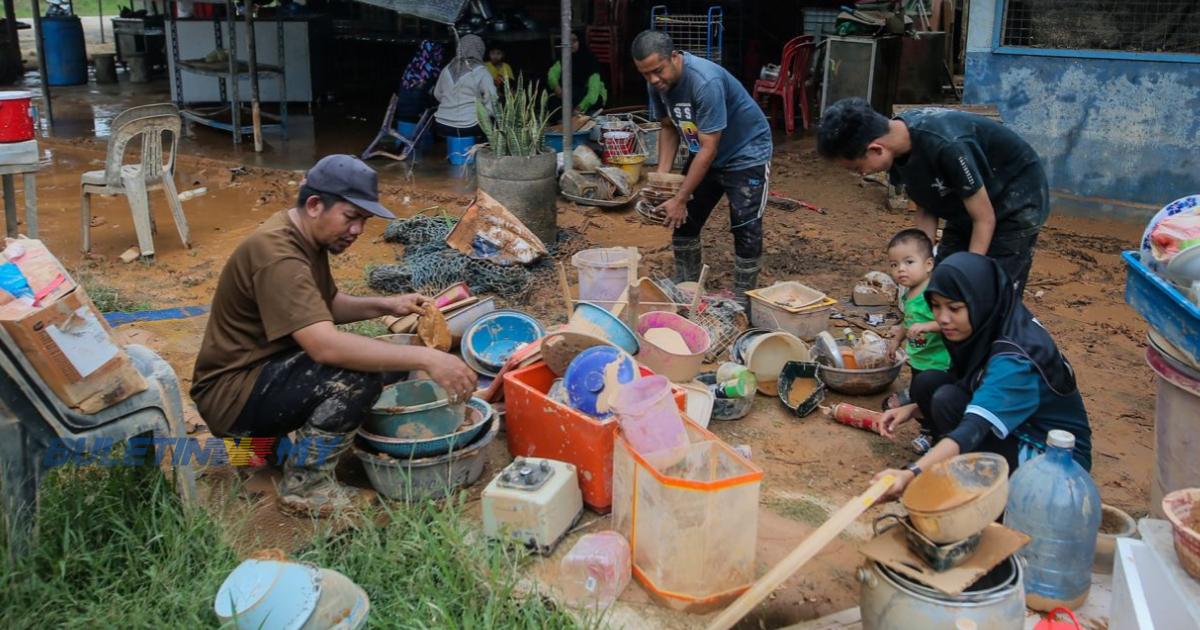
963, 0, 1200, 217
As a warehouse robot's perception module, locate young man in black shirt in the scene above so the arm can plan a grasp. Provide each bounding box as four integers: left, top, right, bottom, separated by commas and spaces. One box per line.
817, 98, 1049, 295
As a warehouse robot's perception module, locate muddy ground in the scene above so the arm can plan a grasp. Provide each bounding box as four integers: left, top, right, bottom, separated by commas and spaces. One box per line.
26, 130, 1154, 627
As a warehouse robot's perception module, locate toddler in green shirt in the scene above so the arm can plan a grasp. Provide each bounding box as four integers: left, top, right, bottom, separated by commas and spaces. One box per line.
884, 229, 951, 453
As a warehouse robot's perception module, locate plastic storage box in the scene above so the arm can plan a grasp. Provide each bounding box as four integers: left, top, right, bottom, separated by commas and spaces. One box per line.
746, 286, 838, 340
502, 361, 686, 512
612, 417, 764, 612
1124, 251, 1200, 362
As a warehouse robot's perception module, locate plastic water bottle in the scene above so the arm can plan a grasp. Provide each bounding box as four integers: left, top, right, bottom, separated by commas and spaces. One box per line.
714, 362, 756, 399
1003, 429, 1101, 611
559, 531, 631, 609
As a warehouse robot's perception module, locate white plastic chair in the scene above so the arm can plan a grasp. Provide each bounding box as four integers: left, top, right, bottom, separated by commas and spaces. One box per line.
80, 103, 191, 258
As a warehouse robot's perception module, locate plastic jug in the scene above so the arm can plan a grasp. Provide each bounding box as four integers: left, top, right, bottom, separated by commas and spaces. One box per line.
714, 362, 756, 399
612, 375, 688, 464
1004, 430, 1101, 611
559, 530, 631, 609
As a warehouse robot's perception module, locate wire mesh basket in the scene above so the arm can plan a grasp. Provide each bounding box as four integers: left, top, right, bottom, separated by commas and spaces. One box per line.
600, 120, 649, 160
651, 5, 725, 64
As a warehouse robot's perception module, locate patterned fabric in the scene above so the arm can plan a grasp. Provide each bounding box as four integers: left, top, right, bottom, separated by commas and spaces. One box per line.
401, 40, 446, 90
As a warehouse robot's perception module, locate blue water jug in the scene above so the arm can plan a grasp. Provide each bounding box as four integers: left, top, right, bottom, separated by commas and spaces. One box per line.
1003, 429, 1101, 611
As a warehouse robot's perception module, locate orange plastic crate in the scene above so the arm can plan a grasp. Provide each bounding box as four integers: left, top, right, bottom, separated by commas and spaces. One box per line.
502, 361, 686, 513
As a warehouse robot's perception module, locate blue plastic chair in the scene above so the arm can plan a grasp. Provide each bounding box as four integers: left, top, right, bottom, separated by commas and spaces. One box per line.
0, 325, 196, 558
361, 98, 434, 163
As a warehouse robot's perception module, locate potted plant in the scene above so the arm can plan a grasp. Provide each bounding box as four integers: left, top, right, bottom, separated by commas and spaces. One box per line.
474, 76, 560, 245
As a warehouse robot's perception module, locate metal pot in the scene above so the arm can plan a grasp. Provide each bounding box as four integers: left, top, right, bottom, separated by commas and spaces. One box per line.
858, 557, 1025, 630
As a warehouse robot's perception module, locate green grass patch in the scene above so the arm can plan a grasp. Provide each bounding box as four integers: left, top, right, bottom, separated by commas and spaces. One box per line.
767, 495, 829, 526
338, 319, 390, 338
77, 273, 152, 313
1, 464, 590, 629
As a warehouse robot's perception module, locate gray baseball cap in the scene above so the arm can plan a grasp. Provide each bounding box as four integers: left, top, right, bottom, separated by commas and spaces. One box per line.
303, 154, 395, 220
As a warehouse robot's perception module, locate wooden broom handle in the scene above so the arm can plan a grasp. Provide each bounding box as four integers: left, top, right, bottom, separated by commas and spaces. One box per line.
691, 264, 710, 314
557, 262, 573, 321
704, 475, 896, 630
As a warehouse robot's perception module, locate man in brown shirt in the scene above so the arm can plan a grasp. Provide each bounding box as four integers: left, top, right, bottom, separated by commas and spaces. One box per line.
192, 155, 476, 516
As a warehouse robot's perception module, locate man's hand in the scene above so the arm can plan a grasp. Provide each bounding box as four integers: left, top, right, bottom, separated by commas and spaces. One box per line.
423, 352, 477, 404
384, 293, 430, 317
872, 468, 916, 504
658, 195, 688, 230
879, 403, 918, 439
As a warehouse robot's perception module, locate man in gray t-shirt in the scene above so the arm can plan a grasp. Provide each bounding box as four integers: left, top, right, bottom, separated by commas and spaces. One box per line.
633, 30, 773, 309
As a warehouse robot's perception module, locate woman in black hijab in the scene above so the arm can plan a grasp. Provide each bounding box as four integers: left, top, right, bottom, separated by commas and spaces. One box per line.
871, 252, 1091, 501
548, 33, 608, 115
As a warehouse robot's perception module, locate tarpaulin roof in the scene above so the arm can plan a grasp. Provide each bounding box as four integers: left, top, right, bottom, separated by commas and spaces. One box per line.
354, 0, 470, 25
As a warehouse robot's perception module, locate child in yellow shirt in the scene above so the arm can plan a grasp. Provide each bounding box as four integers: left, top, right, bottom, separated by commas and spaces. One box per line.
485, 47, 514, 87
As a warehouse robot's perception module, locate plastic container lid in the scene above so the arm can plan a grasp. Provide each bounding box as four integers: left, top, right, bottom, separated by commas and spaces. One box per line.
1047, 429, 1075, 450
0, 91, 32, 101
564, 346, 635, 418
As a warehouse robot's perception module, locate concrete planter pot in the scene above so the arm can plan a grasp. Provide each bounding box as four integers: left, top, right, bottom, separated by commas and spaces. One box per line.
475, 148, 558, 246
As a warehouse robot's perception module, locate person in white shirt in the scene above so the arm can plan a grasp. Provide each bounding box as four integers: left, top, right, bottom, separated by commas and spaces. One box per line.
433, 34, 497, 138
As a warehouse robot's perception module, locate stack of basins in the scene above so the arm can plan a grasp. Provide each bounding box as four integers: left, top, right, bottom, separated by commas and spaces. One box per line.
354, 380, 498, 501
859, 454, 1026, 630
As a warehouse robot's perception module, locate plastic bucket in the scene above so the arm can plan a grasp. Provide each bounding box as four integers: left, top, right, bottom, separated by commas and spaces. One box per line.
1146, 345, 1200, 517
612, 375, 689, 467
0, 92, 33, 143
608, 154, 646, 184
396, 120, 433, 154
744, 332, 812, 396
572, 247, 636, 311
447, 135, 477, 165
602, 131, 636, 159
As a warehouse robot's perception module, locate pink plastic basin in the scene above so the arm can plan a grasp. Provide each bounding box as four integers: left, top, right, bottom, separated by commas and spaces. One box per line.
635, 311, 711, 383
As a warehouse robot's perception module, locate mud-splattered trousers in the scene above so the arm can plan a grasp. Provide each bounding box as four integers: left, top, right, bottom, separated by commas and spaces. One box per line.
228, 350, 404, 436
673, 160, 771, 260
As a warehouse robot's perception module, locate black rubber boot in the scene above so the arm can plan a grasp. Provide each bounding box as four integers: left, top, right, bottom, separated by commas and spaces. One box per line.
734, 256, 763, 314
672, 236, 703, 284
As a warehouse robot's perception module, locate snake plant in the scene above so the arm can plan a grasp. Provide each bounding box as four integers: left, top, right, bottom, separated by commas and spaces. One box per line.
476, 75, 557, 158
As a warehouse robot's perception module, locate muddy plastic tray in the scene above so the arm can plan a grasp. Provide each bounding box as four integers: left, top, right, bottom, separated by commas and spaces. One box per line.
1124, 251, 1200, 362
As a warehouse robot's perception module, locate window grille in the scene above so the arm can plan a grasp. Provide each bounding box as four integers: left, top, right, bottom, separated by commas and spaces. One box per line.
1001, 0, 1200, 54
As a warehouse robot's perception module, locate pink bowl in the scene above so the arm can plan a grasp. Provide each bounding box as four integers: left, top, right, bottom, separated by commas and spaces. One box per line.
635, 311, 711, 383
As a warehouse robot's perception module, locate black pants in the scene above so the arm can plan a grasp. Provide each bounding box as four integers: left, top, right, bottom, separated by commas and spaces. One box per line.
937, 229, 1040, 297
674, 160, 770, 259
229, 350, 405, 437
434, 122, 483, 138
910, 370, 1020, 472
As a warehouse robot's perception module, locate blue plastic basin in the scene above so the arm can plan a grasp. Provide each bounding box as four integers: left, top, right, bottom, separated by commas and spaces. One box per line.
358, 397, 493, 459
571, 301, 640, 354
367, 380, 463, 439
464, 310, 544, 370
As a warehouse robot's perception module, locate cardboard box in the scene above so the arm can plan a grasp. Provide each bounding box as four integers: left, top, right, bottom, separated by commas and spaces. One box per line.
0, 239, 147, 414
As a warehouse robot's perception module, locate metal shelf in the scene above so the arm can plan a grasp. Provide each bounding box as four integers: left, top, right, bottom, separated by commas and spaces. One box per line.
178, 59, 283, 77
167, 0, 288, 149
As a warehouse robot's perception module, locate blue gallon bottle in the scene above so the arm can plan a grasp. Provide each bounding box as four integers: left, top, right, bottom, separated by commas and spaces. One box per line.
1003, 429, 1101, 611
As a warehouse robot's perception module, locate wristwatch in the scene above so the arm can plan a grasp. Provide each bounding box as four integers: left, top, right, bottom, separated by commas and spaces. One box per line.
903, 462, 923, 477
